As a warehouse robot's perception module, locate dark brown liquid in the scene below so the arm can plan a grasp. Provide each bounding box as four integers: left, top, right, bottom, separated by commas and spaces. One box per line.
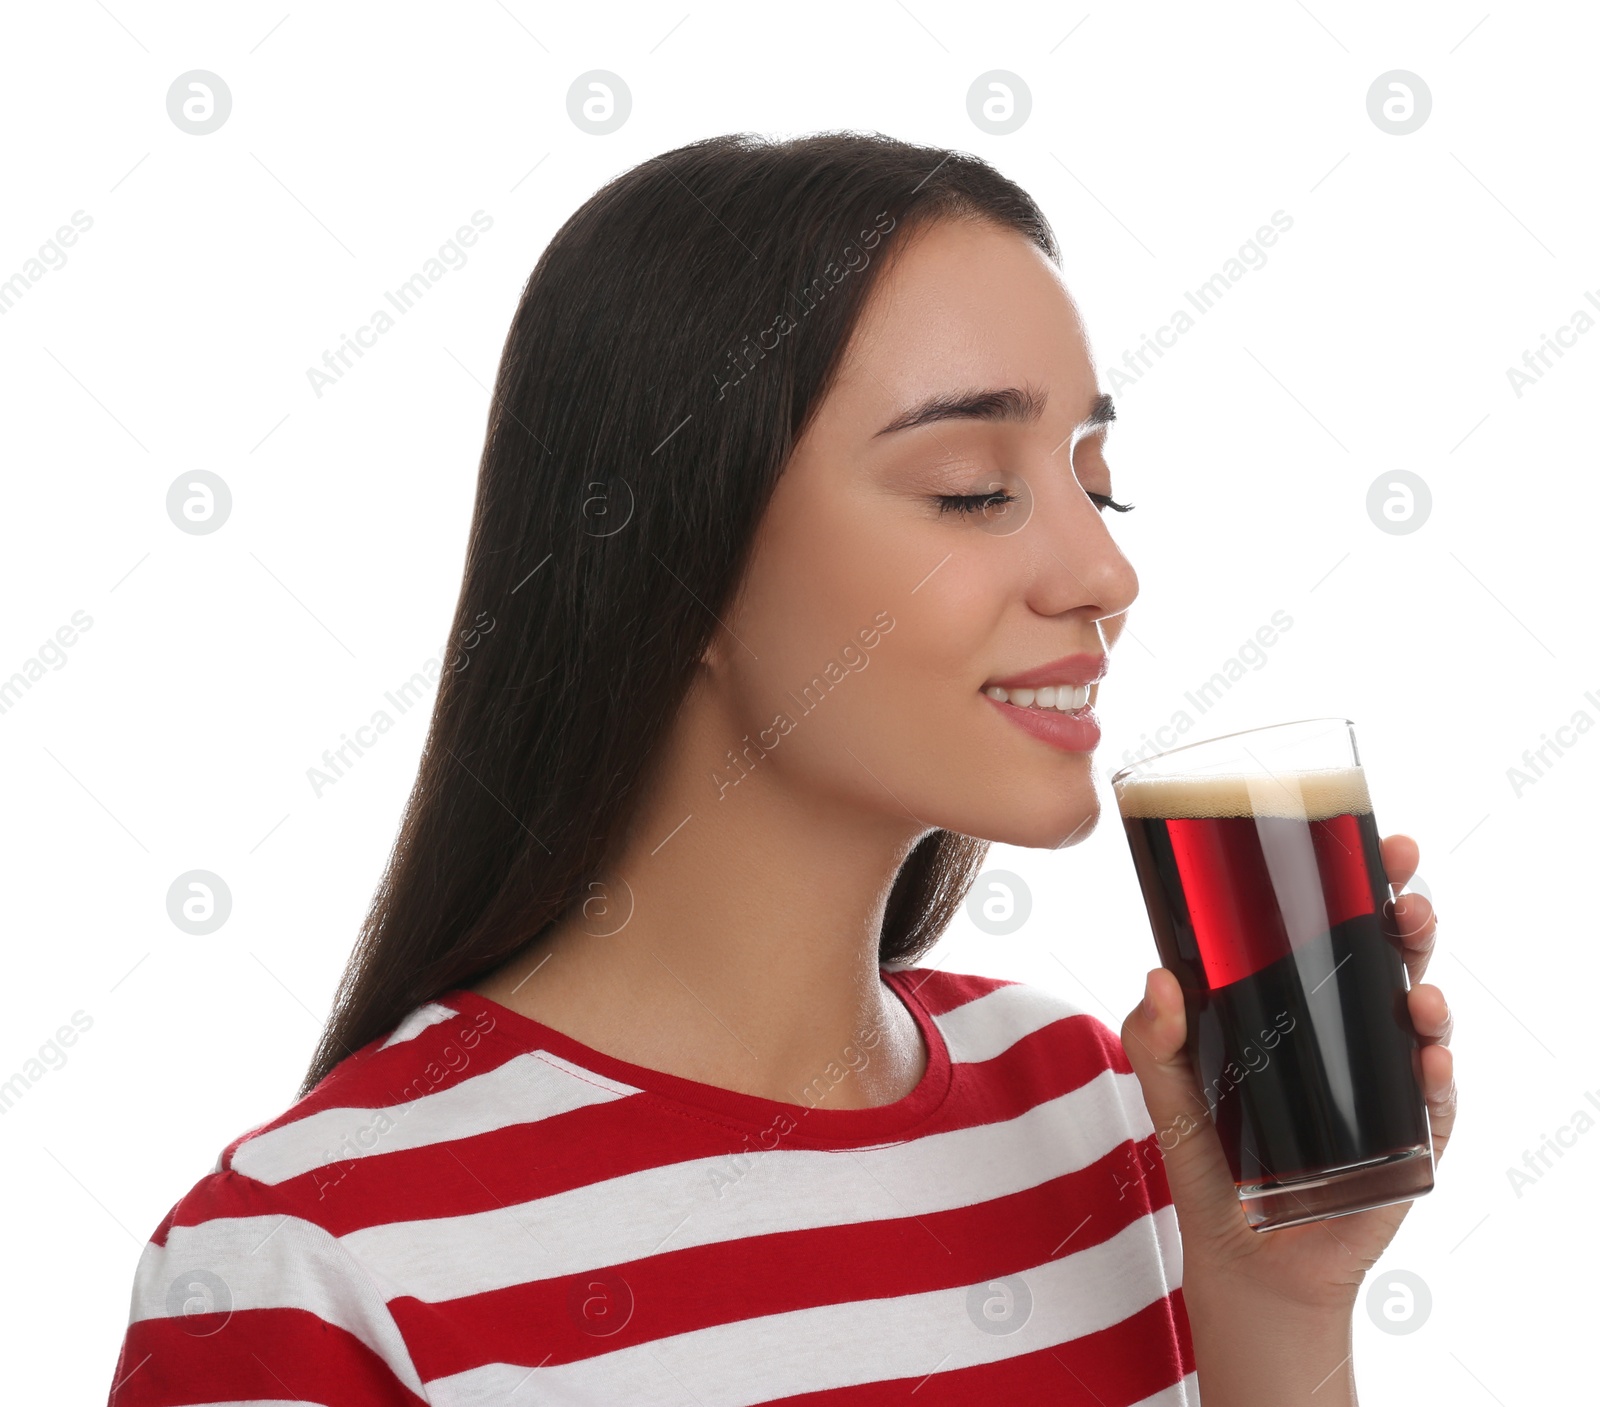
1120, 780, 1429, 1187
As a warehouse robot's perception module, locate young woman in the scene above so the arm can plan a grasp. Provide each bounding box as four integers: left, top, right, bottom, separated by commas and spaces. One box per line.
108, 131, 1456, 1405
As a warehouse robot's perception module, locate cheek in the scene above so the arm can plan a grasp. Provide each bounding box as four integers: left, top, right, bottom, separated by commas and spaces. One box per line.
761, 552, 1008, 769
887, 545, 1013, 689
723, 469, 1027, 780
720, 502, 892, 729
732, 477, 908, 658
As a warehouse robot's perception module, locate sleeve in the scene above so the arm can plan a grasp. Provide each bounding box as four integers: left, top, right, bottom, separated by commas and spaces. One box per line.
1098, 1013, 1202, 1406
106, 1169, 430, 1406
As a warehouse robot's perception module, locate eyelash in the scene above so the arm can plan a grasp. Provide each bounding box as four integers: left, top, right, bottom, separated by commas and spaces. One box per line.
934, 490, 1134, 516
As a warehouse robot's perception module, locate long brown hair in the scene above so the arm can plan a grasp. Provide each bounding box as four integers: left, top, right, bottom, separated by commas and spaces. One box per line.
300, 131, 1060, 1097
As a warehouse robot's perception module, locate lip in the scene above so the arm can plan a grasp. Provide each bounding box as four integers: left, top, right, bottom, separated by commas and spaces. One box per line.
984, 695, 1101, 753
982, 652, 1108, 690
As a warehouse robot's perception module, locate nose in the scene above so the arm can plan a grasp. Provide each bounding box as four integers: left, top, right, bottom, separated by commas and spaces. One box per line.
1020, 472, 1139, 639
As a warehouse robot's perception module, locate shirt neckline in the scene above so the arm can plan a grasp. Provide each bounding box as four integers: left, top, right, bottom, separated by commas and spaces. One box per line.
438, 965, 954, 1147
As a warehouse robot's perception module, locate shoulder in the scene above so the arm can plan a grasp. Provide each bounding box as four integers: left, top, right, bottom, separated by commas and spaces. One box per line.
892, 963, 1132, 1075
113, 1160, 430, 1402
216, 995, 502, 1191
109, 996, 501, 1401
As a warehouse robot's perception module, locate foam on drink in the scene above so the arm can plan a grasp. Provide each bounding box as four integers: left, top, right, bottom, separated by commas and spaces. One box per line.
1113, 765, 1373, 821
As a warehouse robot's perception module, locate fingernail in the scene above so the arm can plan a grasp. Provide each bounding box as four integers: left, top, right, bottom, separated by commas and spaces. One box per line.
1141, 971, 1158, 1020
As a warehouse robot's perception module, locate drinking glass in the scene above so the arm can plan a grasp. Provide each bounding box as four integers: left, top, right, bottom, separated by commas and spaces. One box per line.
1110, 717, 1434, 1231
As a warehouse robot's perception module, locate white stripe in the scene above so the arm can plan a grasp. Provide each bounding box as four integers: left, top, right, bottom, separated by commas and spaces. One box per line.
380, 1001, 458, 1048
128, 1215, 425, 1397
423, 1202, 1184, 1407
1130, 1369, 1201, 1407
934, 980, 1088, 1065
232, 1051, 641, 1185
342, 1064, 1158, 1302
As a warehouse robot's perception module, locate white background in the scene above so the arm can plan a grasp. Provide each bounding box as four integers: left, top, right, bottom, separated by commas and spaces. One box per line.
1, 1, 1593, 1400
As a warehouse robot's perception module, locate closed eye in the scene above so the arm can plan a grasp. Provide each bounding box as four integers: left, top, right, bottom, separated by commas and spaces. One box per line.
934, 489, 1134, 516
935, 490, 1014, 516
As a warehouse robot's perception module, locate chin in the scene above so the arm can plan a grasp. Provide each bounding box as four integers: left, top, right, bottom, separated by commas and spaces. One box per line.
961, 787, 1103, 851
1050, 803, 1102, 850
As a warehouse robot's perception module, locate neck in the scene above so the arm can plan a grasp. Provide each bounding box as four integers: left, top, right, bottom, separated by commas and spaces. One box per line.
472, 687, 934, 1111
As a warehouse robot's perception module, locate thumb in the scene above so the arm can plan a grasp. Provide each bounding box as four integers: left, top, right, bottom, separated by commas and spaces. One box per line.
1120, 967, 1246, 1244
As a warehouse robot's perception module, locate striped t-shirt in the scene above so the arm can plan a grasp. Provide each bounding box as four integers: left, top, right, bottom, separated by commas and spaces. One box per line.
107, 965, 1197, 1405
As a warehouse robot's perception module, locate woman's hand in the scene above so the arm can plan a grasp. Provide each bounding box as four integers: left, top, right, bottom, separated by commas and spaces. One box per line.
1119, 831, 1457, 1310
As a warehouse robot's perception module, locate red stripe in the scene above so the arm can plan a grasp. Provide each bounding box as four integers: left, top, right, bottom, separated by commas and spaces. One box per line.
108, 1306, 427, 1406
216, 1003, 516, 1173
896, 967, 1014, 1017
224, 970, 1047, 1182
394, 1132, 1175, 1379
174, 1004, 1133, 1238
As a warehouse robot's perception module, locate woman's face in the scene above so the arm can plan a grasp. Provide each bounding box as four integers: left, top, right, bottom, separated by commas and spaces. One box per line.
707, 215, 1139, 850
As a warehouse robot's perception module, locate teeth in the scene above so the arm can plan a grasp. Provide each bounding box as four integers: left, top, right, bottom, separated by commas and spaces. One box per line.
985, 684, 1091, 711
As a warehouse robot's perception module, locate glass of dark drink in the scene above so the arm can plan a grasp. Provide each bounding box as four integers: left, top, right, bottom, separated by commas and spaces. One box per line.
1110, 717, 1433, 1231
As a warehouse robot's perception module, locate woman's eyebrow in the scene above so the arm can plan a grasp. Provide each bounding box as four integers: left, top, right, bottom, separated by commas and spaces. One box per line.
1079, 392, 1116, 432
873, 383, 1047, 437
873, 385, 1114, 439
1053, 393, 1118, 461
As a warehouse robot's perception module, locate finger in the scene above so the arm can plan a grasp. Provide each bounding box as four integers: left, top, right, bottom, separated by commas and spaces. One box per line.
1407, 982, 1452, 1048
1119, 969, 1244, 1244
1380, 833, 1421, 893
1418, 1042, 1456, 1166
1384, 893, 1437, 985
